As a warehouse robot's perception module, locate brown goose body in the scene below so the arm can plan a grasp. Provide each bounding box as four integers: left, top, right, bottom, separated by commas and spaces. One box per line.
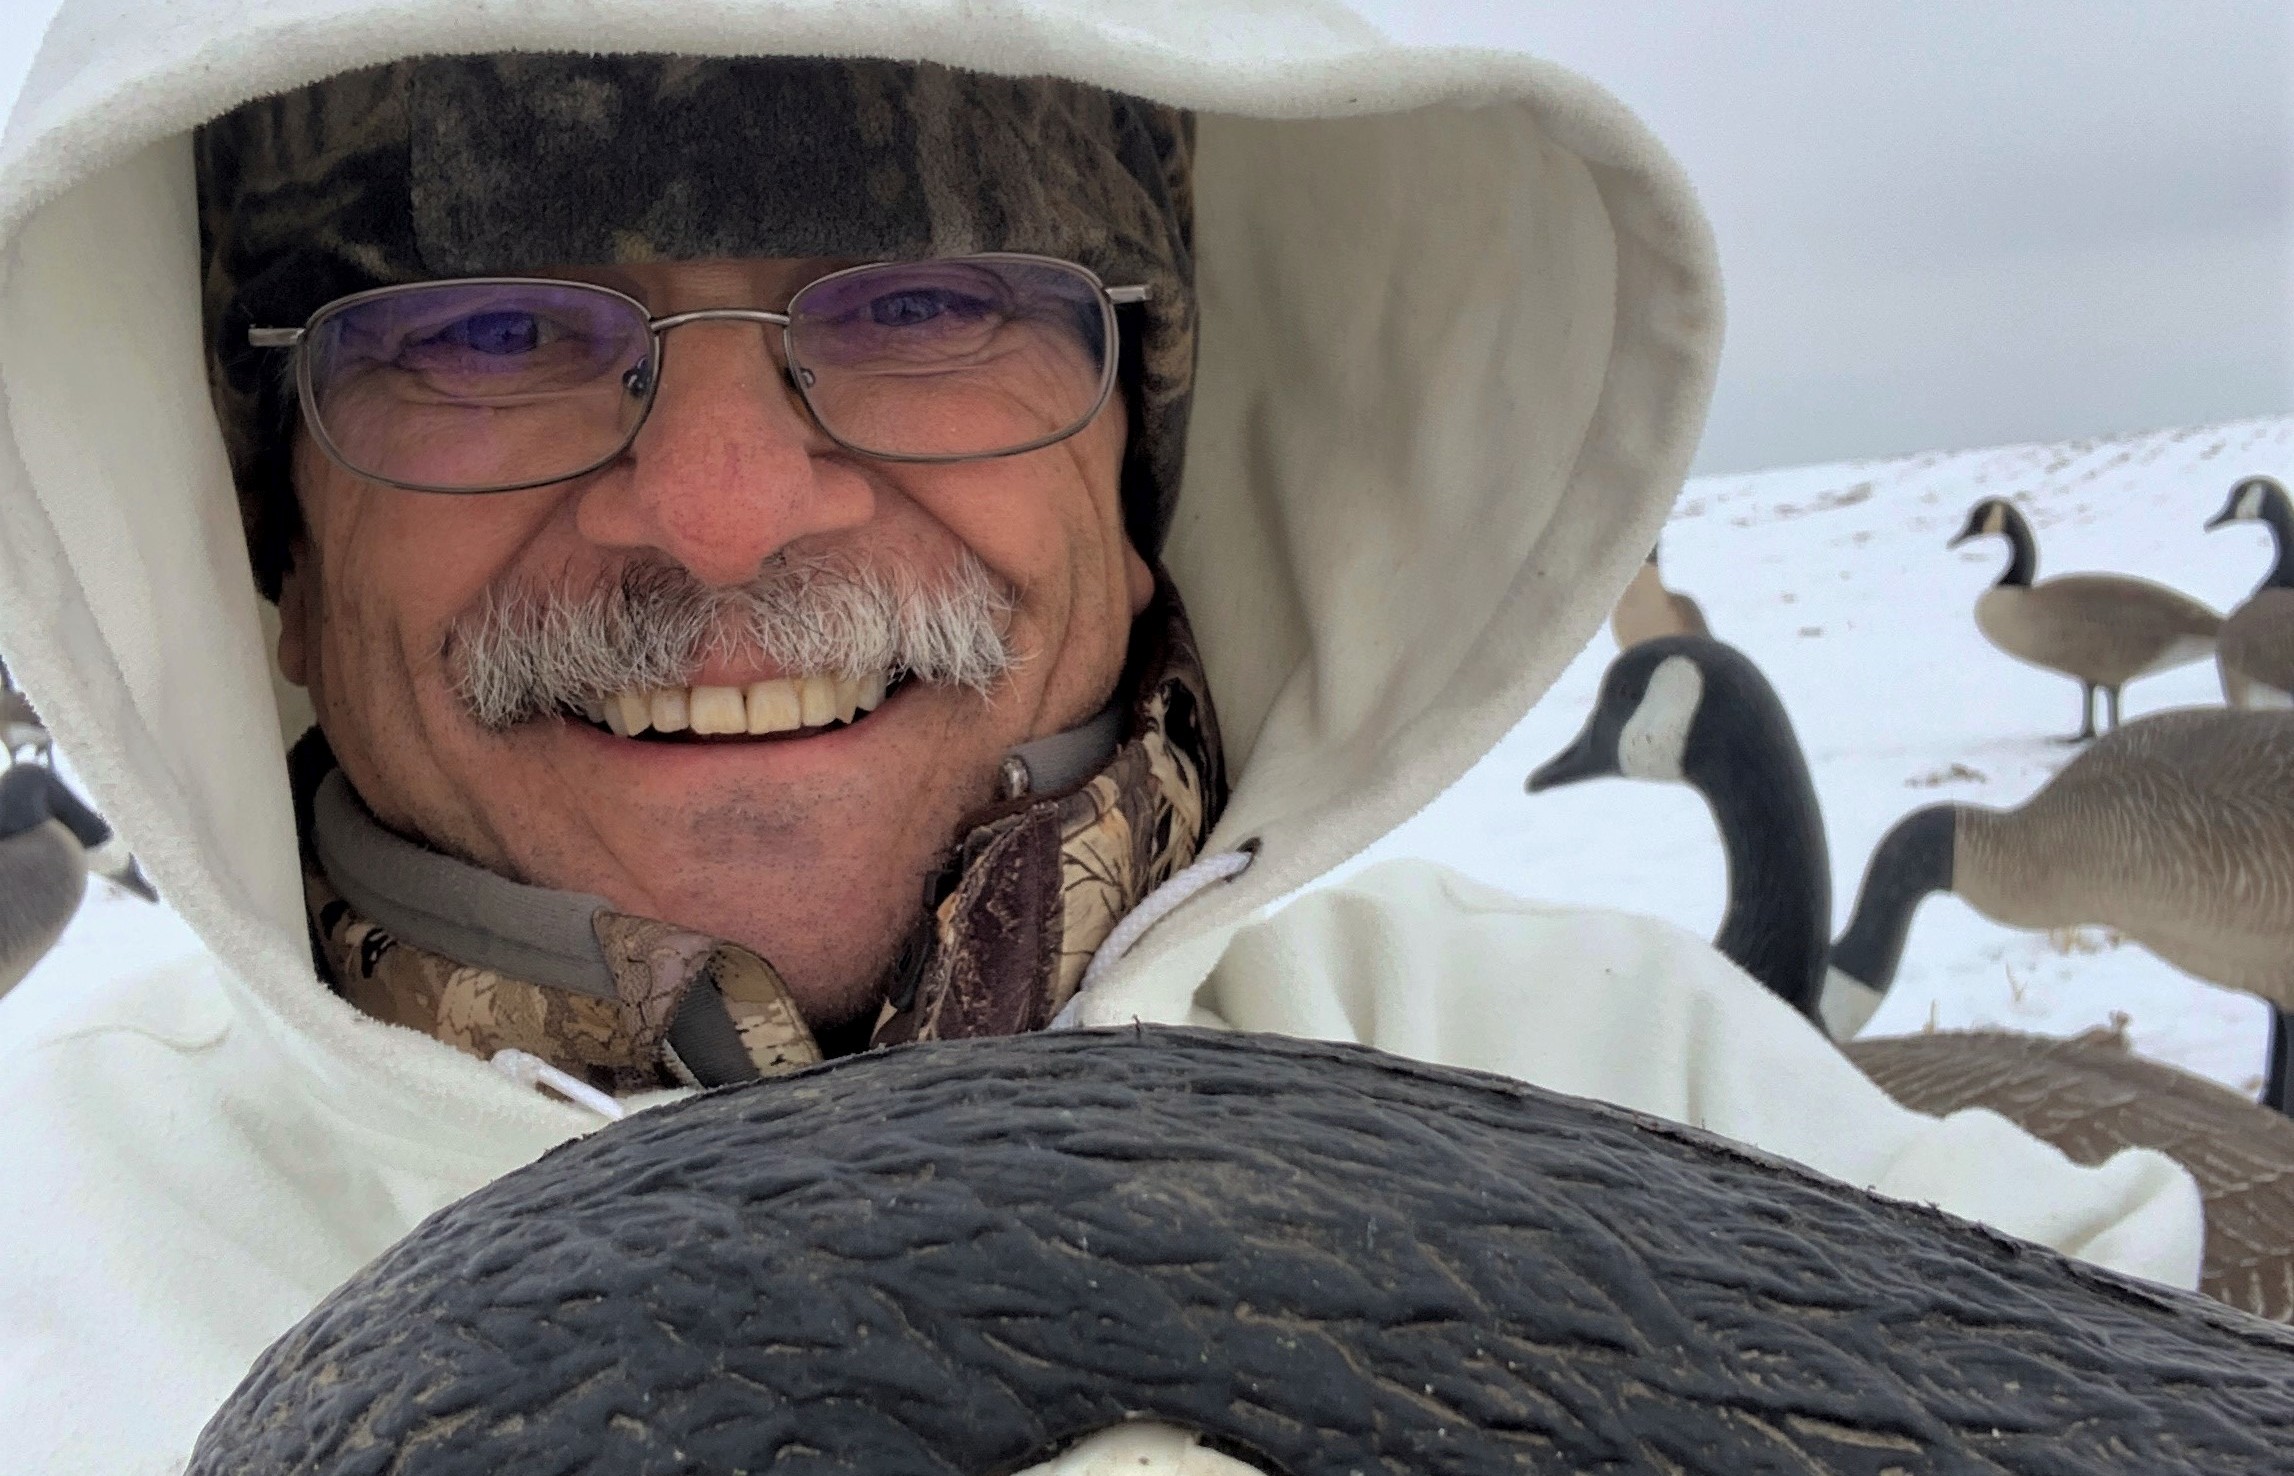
2208, 477, 2294, 708
1609, 548, 1709, 650
2220, 589, 2294, 707
1953, 498, 2218, 739
1973, 577, 2220, 688
1947, 708, 2294, 1003
1849, 1028, 2294, 1322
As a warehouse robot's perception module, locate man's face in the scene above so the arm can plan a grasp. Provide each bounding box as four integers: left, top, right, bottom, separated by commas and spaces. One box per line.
277, 257, 1155, 1030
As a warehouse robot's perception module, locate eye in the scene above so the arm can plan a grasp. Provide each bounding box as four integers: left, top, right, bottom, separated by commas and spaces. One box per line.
866, 287, 995, 329
418, 311, 545, 356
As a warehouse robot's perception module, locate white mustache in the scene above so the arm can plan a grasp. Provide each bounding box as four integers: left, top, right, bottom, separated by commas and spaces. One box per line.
447, 551, 1018, 731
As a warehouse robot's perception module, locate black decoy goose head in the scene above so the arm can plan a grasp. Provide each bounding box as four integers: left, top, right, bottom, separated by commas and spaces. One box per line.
2205, 476, 2294, 593
1529, 636, 1834, 1025
1948, 497, 2036, 587
1948, 497, 2015, 549
1528, 636, 1711, 794
0, 763, 102, 847
2205, 475, 2291, 532
1527, 634, 1815, 820
0, 764, 157, 901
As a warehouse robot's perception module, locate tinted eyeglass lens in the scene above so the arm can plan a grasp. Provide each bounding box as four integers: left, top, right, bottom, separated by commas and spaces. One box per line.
788, 258, 1112, 459
306, 282, 653, 491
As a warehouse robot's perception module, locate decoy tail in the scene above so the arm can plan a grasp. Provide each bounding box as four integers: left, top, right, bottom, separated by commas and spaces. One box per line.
100, 852, 159, 903
1610, 541, 1711, 650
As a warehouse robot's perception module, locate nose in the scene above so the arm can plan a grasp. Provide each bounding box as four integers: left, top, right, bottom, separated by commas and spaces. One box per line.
573, 320, 875, 586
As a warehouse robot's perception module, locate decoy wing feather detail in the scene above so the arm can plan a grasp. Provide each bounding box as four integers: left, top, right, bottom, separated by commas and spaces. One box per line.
1849, 1028, 2294, 1324
1953, 710, 2294, 1003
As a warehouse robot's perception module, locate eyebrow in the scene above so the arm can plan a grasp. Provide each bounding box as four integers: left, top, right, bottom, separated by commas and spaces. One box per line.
544, 257, 865, 306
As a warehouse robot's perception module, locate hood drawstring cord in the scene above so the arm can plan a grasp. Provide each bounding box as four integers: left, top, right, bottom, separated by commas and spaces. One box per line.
1052, 843, 1259, 1029
491, 1047, 627, 1122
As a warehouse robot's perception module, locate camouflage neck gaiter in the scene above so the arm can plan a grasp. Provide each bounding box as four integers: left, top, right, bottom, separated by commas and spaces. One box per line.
294, 577, 1226, 1093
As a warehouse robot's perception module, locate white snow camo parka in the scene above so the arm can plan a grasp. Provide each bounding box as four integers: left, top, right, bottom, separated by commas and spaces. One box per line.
0, 0, 2201, 1468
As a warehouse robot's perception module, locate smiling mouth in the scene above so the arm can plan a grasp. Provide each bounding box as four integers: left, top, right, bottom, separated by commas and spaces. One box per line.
569, 669, 903, 743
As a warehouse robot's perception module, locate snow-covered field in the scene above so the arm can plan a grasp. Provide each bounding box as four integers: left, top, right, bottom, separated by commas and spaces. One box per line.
19, 415, 2293, 1096
1353, 415, 2294, 1096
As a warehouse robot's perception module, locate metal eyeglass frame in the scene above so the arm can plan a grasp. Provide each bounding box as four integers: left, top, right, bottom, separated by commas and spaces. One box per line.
246, 251, 1152, 495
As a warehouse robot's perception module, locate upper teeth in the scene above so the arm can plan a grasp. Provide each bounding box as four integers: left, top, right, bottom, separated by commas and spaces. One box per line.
591, 671, 889, 737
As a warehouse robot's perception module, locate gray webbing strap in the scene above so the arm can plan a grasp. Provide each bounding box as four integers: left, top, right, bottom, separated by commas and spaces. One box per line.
1003, 705, 1125, 797
317, 772, 764, 1087
312, 770, 619, 1000
665, 984, 762, 1084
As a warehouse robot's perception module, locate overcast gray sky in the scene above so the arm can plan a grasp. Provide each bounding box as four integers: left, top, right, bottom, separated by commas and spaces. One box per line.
1353, 2, 2294, 472
4, 3, 2289, 474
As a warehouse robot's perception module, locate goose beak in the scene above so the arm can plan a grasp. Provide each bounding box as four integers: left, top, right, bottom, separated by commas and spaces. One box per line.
2203, 507, 2233, 531
1945, 527, 1974, 549
1526, 726, 1614, 793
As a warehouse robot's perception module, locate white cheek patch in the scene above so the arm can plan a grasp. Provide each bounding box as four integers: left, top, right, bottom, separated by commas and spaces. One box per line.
1616, 654, 1702, 782
2239, 484, 2267, 521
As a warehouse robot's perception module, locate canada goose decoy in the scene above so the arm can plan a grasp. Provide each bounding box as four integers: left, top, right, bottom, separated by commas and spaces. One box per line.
0, 763, 157, 997
2204, 475, 2294, 710
1950, 497, 2219, 742
1608, 542, 1711, 652
1526, 644, 2294, 1319
1829, 707, 2294, 1110
1528, 636, 1830, 1025
1848, 1025, 2294, 1324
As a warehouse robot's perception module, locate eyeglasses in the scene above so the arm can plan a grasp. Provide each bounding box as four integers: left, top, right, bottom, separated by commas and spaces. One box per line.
246, 253, 1150, 495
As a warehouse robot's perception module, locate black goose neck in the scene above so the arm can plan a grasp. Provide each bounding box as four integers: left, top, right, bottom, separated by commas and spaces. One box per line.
1830, 805, 1956, 992
1993, 506, 2036, 587
2261, 491, 2294, 590
0, 766, 48, 839
0, 766, 107, 849
1679, 664, 1831, 1021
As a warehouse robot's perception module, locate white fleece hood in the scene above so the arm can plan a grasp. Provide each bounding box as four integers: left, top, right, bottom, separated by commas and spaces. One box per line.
0, 3, 2209, 1471
0, 0, 1715, 1108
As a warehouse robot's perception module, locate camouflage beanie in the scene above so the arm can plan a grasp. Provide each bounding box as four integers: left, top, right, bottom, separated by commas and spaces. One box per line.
195, 55, 1198, 601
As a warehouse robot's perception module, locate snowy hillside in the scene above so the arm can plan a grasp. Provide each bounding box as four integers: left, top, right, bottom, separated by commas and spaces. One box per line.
1353, 415, 2294, 1096
13, 416, 2293, 1097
